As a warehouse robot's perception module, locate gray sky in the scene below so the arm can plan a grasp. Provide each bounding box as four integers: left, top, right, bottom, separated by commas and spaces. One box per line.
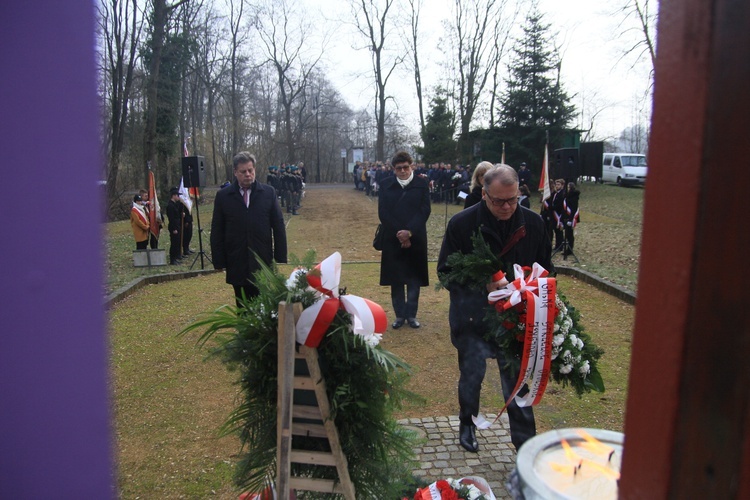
307, 0, 654, 141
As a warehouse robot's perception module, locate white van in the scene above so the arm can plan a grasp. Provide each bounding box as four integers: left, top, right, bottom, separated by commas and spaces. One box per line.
602, 153, 648, 186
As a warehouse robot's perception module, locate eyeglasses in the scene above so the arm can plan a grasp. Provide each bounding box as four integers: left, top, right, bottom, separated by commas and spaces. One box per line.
393, 165, 411, 172
484, 192, 519, 207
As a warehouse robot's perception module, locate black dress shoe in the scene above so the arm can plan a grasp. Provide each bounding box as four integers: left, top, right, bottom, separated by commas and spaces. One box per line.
459, 423, 479, 453
391, 318, 405, 329
407, 318, 421, 328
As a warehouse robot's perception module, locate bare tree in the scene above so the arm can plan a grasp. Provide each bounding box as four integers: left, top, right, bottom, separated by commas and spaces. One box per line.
617, 0, 657, 76
226, 0, 252, 160
350, 0, 404, 162
192, 4, 231, 184
98, 0, 144, 205
444, 0, 515, 159
406, 0, 425, 137
255, 0, 324, 166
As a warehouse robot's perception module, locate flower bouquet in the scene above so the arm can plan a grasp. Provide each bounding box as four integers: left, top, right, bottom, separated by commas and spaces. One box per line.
407, 476, 496, 500
437, 231, 604, 399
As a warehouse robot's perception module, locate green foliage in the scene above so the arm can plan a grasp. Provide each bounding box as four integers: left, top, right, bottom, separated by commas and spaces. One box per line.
484, 290, 605, 397
493, 8, 577, 174
180, 253, 418, 498
499, 9, 576, 130
417, 93, 457, 164
436, 231, 501, 290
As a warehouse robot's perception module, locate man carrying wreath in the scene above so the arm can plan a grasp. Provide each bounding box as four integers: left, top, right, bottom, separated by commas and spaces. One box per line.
437, 164, 553, 453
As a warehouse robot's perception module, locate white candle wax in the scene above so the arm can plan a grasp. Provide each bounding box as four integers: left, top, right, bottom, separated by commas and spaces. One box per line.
516, 428, 625, 500
533, 440, 622, 500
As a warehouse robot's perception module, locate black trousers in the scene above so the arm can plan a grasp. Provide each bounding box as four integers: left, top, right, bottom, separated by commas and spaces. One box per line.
390, 280, 421, 319
452, 329, 536, 451
183, 222, 193, 253
233, 282, 260, 308
136, 239, 148, 250
169, 230, 181, 263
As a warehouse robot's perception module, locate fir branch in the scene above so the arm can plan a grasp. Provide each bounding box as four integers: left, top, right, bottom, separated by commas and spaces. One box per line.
436, 231, 503, 290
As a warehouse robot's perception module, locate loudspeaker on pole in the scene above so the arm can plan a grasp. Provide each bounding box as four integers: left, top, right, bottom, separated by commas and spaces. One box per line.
181, 156, 206, 188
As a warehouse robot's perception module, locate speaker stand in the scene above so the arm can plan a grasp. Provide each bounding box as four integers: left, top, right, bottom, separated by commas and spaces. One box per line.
185, 167, 211, 270
552, 232, 580, 264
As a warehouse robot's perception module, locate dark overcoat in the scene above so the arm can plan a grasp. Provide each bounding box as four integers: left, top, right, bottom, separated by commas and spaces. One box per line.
437, 202, 553, 337
378, 174, 431, 286
210, 180, 287, 287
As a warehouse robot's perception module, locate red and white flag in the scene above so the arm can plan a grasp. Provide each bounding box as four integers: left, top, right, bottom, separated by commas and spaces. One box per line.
538, 143, 550, 201
148, 170, 161, 239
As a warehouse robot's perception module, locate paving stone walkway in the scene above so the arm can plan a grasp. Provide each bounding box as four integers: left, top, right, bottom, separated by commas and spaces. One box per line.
398, 414, 516, 499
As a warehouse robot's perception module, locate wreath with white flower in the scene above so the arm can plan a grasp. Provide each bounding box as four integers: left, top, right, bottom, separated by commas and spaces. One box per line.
181, 252, 420, 498
438, 232, 605, 397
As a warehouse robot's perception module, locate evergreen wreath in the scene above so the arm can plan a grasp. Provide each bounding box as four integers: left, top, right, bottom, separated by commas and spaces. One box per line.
181, 251, 418, 498
436, 231, 605, 397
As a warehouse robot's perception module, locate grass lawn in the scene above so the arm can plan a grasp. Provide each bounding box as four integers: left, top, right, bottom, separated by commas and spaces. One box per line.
109, 181, 642, 498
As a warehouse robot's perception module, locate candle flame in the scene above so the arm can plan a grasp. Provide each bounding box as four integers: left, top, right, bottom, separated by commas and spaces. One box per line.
560, 439, 578, 462
550, 432, 621, 481
576, 429, 616, 458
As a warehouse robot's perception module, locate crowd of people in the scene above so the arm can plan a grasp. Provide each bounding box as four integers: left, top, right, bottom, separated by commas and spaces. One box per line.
265, 163, 306, 216
129, 148, 584, 456
353, 160, 473, 204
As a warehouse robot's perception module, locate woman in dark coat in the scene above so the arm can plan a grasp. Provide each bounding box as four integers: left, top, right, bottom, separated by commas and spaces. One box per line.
378, 151, 431, 329
464, 161, 493, 209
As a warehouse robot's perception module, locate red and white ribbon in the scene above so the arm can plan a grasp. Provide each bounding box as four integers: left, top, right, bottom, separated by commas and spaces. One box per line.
474, 263, 557, 429
295, 252, 387, 348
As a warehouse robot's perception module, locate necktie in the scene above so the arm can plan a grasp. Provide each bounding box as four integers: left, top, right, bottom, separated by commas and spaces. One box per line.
243, 188, 249, 207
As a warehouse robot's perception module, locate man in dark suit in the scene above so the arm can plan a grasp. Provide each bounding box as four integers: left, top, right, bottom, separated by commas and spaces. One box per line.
166, 188, 183, 265
437, 164, 553, 454
210, 151, 287, 304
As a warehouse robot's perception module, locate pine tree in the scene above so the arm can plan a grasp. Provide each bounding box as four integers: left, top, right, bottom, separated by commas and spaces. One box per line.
497, 8, 576, 168
418, 93, 457, 164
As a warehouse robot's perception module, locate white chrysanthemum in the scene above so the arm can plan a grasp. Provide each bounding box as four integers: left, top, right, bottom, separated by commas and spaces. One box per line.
579, 360, 591, 375
563, 350, 572, 362
576, 338, 584, 350
560, 322, 570, 335
575, 354, 582, 363
553, 334, 565, 346
551, 346, 561, 360
355, 331, 382, 348
554, 322, 561, 333
559, 364, 573, 374
569, 334, 579, 345
448, 479, 485, 500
